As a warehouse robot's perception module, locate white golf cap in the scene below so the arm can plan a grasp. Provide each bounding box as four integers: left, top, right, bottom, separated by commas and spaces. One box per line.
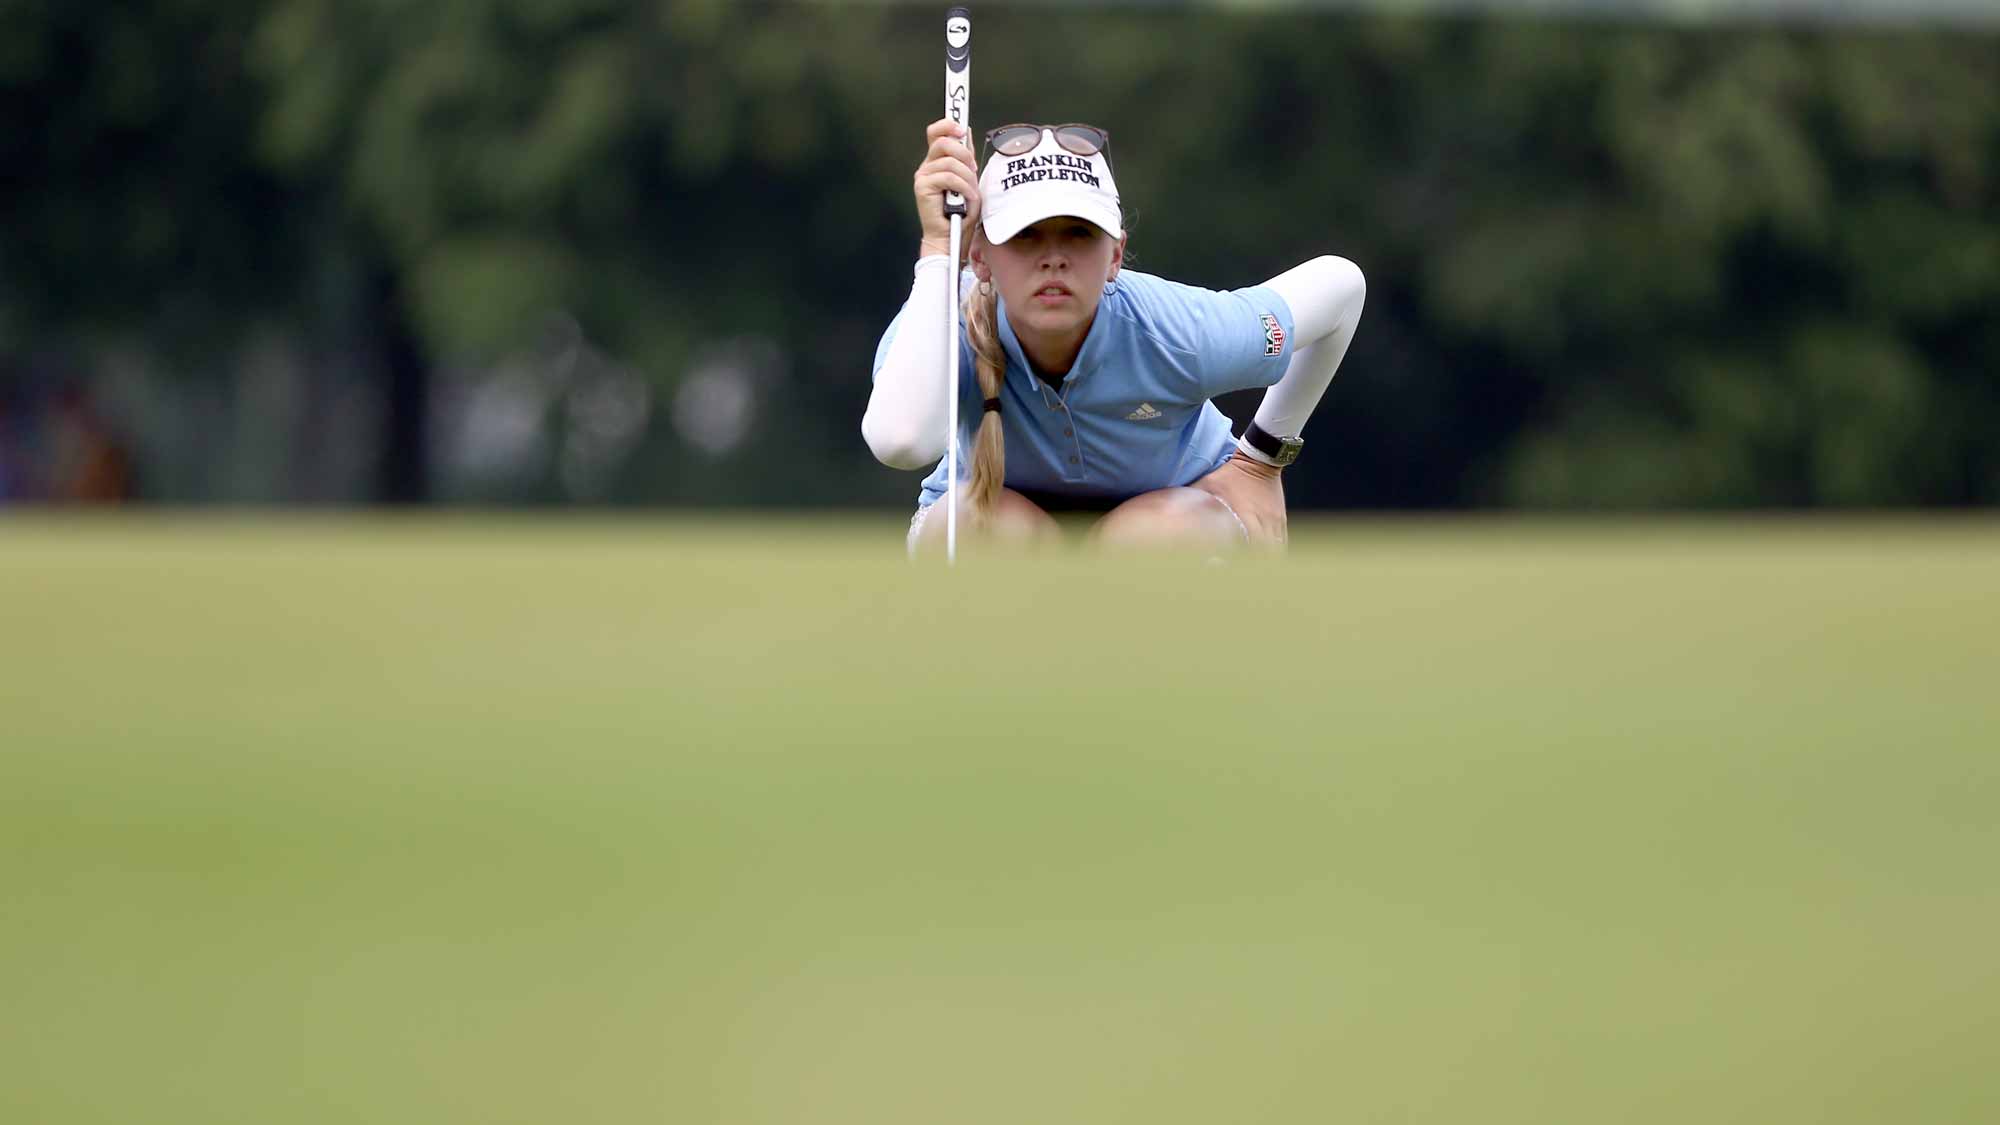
979, 129, 1122, 245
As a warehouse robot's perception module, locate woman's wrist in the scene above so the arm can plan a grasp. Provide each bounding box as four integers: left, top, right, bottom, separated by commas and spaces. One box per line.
1228, 449, 1283, 479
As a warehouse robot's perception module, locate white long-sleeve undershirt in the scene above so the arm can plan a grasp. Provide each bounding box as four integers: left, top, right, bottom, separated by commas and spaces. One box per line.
861, 253, 1365, 471
860, 255, 969, 470
1237, 255, 1367, 464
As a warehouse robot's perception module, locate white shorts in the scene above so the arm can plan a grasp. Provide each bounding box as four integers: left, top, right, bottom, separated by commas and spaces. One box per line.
906, 502, 935, 557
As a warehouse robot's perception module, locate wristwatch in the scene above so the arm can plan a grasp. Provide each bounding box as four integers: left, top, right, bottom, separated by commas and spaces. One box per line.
1240, 421, 1303, 467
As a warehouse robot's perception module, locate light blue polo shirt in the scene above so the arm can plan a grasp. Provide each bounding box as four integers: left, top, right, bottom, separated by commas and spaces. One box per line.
872, 269, 1296, 509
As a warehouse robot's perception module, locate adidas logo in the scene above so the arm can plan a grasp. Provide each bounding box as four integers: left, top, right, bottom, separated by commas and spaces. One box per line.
1125, 402, 1163, 421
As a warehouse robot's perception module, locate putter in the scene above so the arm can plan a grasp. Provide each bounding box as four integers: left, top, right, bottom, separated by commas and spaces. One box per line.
943, 6, 971, 563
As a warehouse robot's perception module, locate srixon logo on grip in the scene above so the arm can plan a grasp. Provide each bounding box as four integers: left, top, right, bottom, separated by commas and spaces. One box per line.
946, 13, 969, 127
999, 153, 1102, 192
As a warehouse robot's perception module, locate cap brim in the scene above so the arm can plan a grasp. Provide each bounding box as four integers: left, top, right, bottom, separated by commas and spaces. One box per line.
982, 195, 1123, 245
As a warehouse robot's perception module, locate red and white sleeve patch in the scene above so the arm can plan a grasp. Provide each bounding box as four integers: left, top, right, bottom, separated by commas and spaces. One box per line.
1260, 312, 1285, 357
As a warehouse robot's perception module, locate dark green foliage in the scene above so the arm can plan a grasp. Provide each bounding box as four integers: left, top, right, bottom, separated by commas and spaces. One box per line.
3, 2, 1994, 506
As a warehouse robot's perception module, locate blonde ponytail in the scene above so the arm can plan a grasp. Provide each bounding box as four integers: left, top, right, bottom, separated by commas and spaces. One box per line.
961, 276, 1007, 523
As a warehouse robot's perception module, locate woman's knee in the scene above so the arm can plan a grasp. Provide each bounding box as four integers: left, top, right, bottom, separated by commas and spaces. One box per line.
911, 487, 1060, 554
1091, 487, 1246, 551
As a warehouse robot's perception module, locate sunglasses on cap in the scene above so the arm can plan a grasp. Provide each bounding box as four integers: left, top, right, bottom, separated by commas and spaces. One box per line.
984, 123, 1111, 159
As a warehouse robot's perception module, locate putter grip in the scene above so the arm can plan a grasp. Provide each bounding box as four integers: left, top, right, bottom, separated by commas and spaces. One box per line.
942, 7, 972, 218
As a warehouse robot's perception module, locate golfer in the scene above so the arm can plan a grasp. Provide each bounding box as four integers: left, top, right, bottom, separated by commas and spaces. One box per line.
864, 119, 1366, 553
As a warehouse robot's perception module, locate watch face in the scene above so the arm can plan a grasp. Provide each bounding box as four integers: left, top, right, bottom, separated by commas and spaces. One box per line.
1274, 440, 1302, 467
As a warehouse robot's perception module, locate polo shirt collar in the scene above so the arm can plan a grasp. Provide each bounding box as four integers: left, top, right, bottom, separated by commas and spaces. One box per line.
995, 289, 1117, 390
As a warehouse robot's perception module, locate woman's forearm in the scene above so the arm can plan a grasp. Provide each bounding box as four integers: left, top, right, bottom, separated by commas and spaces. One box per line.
1250, 256, 1367, 448
862, 255, 961, 469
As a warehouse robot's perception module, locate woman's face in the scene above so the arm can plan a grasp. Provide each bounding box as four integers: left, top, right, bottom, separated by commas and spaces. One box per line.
977, 217, 1125, 340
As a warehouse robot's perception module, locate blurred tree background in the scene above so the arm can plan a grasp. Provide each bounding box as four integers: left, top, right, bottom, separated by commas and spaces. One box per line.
1, 0, 1994, 509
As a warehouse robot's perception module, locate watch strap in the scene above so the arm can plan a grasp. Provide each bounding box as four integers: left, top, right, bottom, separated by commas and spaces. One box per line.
1240, 421, 1302, 467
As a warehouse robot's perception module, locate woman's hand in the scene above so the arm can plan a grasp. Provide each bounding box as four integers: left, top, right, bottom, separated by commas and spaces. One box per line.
913, 118, 982, 255
1194, 452, 1288, 551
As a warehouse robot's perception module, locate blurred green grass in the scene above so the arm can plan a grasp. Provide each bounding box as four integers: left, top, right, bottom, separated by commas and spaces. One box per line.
3, 515, 1997, 1124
